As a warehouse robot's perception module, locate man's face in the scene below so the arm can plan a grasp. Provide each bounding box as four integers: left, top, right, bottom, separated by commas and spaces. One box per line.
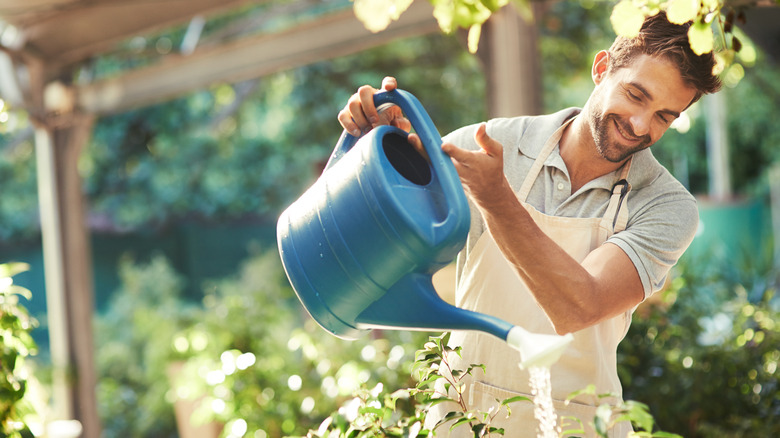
586, 54, 697, 163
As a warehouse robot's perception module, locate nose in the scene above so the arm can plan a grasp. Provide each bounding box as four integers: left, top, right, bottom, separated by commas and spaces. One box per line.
629, 111, 652, 137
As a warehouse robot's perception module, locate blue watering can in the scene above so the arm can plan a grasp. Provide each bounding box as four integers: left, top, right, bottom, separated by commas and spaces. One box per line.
277, 89, 572, 367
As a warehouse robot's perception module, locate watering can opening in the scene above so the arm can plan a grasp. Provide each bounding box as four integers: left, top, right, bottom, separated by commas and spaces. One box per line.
382, 132, 432, 186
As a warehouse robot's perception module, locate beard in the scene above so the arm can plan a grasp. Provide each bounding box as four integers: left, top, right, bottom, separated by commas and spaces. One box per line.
590, 111, 653, 163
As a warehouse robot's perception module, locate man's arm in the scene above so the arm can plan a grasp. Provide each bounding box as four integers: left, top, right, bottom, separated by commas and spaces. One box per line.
443, 124, 644, 335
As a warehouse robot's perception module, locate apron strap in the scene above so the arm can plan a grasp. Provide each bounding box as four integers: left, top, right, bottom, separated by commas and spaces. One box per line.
516, 115, 632, 237
517, 118, 574, 202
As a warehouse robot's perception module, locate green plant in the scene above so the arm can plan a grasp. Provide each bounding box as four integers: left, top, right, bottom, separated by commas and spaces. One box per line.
168, 246, 429, 437
310, 332, 684, 437
94, 254, 196, 437
413, 333, 523, 437
1, 262, 37, 438
618, 250, 780, 436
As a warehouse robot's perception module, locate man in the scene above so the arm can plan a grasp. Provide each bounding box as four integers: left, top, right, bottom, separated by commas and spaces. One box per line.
338, 12, 720, 437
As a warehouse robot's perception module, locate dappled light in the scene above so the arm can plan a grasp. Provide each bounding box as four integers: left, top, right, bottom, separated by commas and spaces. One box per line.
1, 1, 779, 437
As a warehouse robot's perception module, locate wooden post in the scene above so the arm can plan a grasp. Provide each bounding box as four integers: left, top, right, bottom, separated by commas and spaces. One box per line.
34, 82, 101, 437
478, 4, 542, 118
704, 92, 732, 201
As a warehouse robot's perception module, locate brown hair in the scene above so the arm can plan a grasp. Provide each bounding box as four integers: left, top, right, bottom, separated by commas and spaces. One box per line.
608, 12, 722, 103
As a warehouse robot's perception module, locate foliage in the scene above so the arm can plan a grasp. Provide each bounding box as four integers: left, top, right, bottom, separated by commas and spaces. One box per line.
618, 249, 780, 436
170, 247, 429, 437
93, 247, 429, 438
0, 263, 37, 438
2, 3, 779, 243
311, 332, 683, 437
78, 32, 484, 234
352, 0, 764, 62
412, 333, 516, 436
94, 254, 196, 437
354, 0, 533, 53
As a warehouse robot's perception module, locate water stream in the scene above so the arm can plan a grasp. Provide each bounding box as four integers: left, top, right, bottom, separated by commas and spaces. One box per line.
529, 366, 560, 438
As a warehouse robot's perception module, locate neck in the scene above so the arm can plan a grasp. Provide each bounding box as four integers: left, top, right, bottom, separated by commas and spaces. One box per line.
560, 115, 627, 193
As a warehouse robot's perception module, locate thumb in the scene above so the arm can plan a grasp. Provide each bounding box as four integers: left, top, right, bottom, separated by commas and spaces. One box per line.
474, 123, 502, 157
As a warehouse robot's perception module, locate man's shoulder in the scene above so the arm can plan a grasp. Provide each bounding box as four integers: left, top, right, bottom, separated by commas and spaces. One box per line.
486, 108, 581, 156
630, 149, 695, 202
444, 108, 581, 152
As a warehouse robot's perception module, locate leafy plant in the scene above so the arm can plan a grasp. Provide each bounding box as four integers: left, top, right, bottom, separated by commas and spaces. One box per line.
310, 331, 684, 437
94, 254, 196, 437
618, 249, 780, 436
165, 246, 430, 437
1, 262, 37, 438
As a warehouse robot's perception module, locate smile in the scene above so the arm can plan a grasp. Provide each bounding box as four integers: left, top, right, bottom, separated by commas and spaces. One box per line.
613, 119, 641, 143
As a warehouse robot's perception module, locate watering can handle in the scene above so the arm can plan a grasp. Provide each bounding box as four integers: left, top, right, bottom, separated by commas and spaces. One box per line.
326, 89, 469, 240
326, 89, 443, 168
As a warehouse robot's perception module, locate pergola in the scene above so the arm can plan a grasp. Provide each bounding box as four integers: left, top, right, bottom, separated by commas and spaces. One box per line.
0, 1, 543, 436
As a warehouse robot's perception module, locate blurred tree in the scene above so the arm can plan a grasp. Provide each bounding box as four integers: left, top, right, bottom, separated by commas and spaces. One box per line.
0, 2, 778, 241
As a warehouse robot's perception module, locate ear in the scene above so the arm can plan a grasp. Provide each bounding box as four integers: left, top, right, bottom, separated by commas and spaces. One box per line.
592, 50, 610, 85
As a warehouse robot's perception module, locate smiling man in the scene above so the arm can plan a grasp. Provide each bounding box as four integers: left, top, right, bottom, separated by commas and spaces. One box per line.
338, 11, 721, 437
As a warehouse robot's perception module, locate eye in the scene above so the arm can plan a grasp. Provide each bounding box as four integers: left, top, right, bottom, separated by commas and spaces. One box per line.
657, 113, 676, 124
627, 90, 641, 101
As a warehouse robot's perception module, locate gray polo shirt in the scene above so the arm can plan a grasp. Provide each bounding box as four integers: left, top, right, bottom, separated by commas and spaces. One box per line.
445, 107, 699, 300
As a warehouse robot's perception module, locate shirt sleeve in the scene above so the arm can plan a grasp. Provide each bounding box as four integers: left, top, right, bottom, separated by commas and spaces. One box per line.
607, 190, 699, 300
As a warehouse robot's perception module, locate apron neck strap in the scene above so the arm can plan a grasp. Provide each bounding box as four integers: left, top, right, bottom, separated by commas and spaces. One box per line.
517, 117, 574, 202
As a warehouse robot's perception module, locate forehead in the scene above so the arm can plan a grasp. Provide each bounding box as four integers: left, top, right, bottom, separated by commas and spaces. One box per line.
610, 54, 697, 111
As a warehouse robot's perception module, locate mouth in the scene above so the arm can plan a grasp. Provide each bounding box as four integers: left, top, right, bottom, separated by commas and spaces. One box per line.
612, 119, 642, 144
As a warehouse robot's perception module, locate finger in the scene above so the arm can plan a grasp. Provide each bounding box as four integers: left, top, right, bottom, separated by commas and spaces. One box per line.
381, 76, 398, 91
407, 133, 430, 163
348, 91, 373, 132
358, 85, 380, 127
474, 123, 502, 157
338, 108, 362, 137
391, 115, 411, 132
441, 141, 470, 163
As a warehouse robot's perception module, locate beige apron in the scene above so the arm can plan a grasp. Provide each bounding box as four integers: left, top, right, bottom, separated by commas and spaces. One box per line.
427, 120, 634, 437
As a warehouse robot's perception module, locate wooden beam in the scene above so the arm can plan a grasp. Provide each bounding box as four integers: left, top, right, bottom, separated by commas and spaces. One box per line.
16, 0, 252, 76
77, 2, 439, 115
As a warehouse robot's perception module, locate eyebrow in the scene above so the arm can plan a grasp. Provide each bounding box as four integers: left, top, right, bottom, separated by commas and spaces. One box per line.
627, 82, 681, 118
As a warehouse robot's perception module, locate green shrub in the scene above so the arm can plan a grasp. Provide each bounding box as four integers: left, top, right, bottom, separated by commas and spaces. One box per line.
94, 247, 427, 438
1, 263, 37, 438
619, 251, 780, 437
95, 254, 197, 438
169, 246, 428, 437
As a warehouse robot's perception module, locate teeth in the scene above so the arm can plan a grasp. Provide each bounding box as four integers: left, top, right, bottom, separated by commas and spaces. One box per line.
615, 120, 636, 141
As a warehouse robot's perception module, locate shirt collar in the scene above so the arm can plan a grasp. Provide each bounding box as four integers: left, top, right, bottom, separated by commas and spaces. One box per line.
517, 107, 659, 191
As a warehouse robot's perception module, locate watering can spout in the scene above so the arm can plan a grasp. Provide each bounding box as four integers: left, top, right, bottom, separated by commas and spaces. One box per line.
355, 273, 515, 340
356, 273, 573, 370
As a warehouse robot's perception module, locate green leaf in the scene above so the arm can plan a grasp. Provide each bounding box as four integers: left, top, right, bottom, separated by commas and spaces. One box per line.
0, 262, 30, 279
688, 21, 714, 55
500, 395, 532, 406
652, 432, 684, 438
467, 23, 482, 54
428, 397, 456, 407
665, 0, 700, 25
353, 0, 415, 33
610, 1, 646, 38
566, 384, 597, 402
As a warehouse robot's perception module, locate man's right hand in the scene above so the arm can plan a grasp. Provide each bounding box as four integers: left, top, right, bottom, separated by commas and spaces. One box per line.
337, 76, 411, 137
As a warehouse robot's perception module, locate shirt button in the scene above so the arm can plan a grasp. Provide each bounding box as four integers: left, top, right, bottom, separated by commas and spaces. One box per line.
557, 182, 565, 191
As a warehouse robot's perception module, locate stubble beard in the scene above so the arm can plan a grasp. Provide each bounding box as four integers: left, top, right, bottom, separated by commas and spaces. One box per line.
590, 111, 653, 163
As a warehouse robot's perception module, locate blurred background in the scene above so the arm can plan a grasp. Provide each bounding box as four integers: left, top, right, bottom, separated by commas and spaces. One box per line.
0, 0, 778, 437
